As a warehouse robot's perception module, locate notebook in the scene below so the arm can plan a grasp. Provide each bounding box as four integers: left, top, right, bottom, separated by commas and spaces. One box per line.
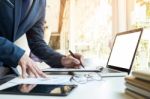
100, 28, 143, 77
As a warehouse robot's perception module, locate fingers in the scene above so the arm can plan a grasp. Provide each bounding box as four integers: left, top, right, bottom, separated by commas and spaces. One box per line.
26, 68, 36, 78
21, 64, 27, 78
71, 57, 80, 65
26, 64, 47, 78
19, 54, 46, 78
62, 55, 84, 68
33, 65, 47, 78
68, 56, 81, 68
27, 60, 46, 78
69, 53, 83, 64
28, 64, 40, 78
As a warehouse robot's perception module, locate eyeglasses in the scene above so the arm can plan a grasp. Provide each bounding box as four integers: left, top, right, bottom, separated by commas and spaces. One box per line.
70, 73, 102, 84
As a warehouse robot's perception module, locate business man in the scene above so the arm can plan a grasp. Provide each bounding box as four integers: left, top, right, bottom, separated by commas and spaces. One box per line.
0, 0, 81, 80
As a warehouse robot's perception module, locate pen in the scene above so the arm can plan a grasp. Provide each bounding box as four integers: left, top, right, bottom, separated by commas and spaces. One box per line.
69, 50, 85, 68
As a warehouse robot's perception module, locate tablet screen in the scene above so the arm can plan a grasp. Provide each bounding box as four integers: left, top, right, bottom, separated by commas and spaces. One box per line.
0, 84, 77, 96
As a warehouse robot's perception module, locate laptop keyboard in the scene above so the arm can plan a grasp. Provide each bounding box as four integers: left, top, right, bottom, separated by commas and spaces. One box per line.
101, 68, 121, 73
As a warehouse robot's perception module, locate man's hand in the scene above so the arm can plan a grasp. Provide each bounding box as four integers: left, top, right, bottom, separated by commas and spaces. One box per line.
18, 53, 46, 78
61, 53, 83, 68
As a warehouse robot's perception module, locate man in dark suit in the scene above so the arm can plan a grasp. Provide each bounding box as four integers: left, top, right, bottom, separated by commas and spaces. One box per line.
0, 0, 81, 80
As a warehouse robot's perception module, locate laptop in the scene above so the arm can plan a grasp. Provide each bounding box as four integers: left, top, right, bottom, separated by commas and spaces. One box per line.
42, 28, 143, 76
100, 28, 143, 77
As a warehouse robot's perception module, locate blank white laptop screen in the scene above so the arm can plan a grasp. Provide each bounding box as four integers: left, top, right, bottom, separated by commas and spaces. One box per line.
108, 31, 141, 69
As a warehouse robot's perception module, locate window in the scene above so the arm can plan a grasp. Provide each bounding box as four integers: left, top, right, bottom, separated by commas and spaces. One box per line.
45, 0, 113, 64
128, 0, 150, 70
45, 0, 150, 70
69, 0, 112, 64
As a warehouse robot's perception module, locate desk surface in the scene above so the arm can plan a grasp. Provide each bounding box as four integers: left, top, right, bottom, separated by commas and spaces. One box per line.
0, 76, 133, 99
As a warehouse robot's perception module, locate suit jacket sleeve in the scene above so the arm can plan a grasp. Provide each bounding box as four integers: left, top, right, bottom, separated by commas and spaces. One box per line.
0, 37, 25, 67
26, 11, 64, 68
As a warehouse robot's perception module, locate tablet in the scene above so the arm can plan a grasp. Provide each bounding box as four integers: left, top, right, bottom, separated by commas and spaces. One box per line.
0, 84, 77, 96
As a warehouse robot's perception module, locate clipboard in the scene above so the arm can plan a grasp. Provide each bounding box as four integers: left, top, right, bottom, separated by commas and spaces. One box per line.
42, 67, 103, 73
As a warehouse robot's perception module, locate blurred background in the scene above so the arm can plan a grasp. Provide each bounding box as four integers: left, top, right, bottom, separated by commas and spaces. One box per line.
29, 0, 150, 71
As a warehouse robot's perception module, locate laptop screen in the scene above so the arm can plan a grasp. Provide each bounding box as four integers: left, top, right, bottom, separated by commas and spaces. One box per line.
107, 28, 142, 71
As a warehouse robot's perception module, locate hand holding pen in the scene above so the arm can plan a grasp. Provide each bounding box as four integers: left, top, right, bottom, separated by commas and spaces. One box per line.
61, 50, 84, 68
69, 50, 85, 68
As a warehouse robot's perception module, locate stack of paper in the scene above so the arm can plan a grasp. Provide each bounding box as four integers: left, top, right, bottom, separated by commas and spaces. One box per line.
125, 70, 150, 99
